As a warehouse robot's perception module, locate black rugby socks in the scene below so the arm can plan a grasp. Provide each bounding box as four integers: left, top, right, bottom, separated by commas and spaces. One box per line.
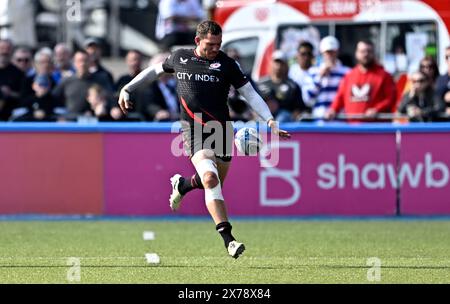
216, 222, 235, 248
177, 173, 204, 195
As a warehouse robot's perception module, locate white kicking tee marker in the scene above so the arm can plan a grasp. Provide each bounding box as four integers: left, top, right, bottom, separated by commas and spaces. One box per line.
145, 253, 160, 264
143, 231, 155, 241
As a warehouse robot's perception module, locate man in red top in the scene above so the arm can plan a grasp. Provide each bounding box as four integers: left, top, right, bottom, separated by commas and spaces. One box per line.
325, 40, 397, 122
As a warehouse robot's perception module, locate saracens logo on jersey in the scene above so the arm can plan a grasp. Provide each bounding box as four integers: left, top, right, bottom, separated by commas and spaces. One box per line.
209, 63, 222, 71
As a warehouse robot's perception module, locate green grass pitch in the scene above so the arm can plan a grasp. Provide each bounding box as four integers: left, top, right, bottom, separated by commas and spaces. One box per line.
1, 220, 449, 284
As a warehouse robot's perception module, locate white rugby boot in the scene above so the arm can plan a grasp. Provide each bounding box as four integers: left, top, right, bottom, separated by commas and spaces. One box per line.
169, 174, 184, 211
227, 241, 245, 259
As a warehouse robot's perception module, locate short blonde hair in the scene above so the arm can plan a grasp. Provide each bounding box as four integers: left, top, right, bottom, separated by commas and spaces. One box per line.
88, 84, 107, 98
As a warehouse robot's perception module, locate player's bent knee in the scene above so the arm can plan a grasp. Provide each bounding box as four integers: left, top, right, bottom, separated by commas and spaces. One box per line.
194, 158, 224, 203
204, 185, 224, 203
202, 172, 219, 189
195, 159, 219, 183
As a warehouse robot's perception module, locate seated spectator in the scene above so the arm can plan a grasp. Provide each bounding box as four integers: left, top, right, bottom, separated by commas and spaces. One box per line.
146, 53, 179, 122
435, 46, 450, 120
12, 48, 57, 122
155, 0, 205, 51
147, 75, 179, 122
83, 85, 113, 122
288, 41, 315, 105
52, 50, 112, 121
20, 48, 53, 98
402, 55, 440, 94
12, 46, 34, 78
113, 50, 152, 121
0, 39, 25, 121
257, 50, 307, 122
53, 43, 75, 84
397, 71, 444, 122
116, 50, 145, 91
326, 40, 397, 122
84, 38, 114, 92
419, 56, 440, 87
226, 48, 254, 122
305, 36, 350, 119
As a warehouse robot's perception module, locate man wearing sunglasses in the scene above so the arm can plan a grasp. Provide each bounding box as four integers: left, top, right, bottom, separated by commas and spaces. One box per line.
398, 71, 444, 122
0, 39, 25, 121
12, 47, 34, 77
288, 41, 315, 105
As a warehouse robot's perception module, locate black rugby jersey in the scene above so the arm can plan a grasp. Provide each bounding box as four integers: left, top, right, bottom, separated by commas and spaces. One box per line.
162, 49, 248, 124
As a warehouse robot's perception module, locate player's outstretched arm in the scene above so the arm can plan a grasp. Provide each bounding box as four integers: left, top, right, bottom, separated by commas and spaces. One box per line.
268, 119, 291, 139
118, 89, 133, 115
118, 62, 165, 114
237, 82, 291, 139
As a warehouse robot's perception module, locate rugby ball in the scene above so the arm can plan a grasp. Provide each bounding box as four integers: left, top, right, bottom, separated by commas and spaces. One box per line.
234, 127, 263, 156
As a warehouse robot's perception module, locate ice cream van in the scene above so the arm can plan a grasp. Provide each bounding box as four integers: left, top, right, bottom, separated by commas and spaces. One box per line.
211, 0, 450, 86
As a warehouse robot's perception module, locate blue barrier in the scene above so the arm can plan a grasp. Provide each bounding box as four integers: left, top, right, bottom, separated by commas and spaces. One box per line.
1, 122, 450, 133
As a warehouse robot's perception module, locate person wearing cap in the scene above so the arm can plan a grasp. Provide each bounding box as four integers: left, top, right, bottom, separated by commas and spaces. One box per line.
325, 40, 397, 122
257, 50, 308, 122
84, 37, 114, 92
304, 36, 350, 119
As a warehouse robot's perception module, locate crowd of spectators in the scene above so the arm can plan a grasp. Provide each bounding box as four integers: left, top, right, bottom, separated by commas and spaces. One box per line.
151, 0, 450, 123
0, 37, 180, 123
0, 20, 449, 123
261, 39, 450, 123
